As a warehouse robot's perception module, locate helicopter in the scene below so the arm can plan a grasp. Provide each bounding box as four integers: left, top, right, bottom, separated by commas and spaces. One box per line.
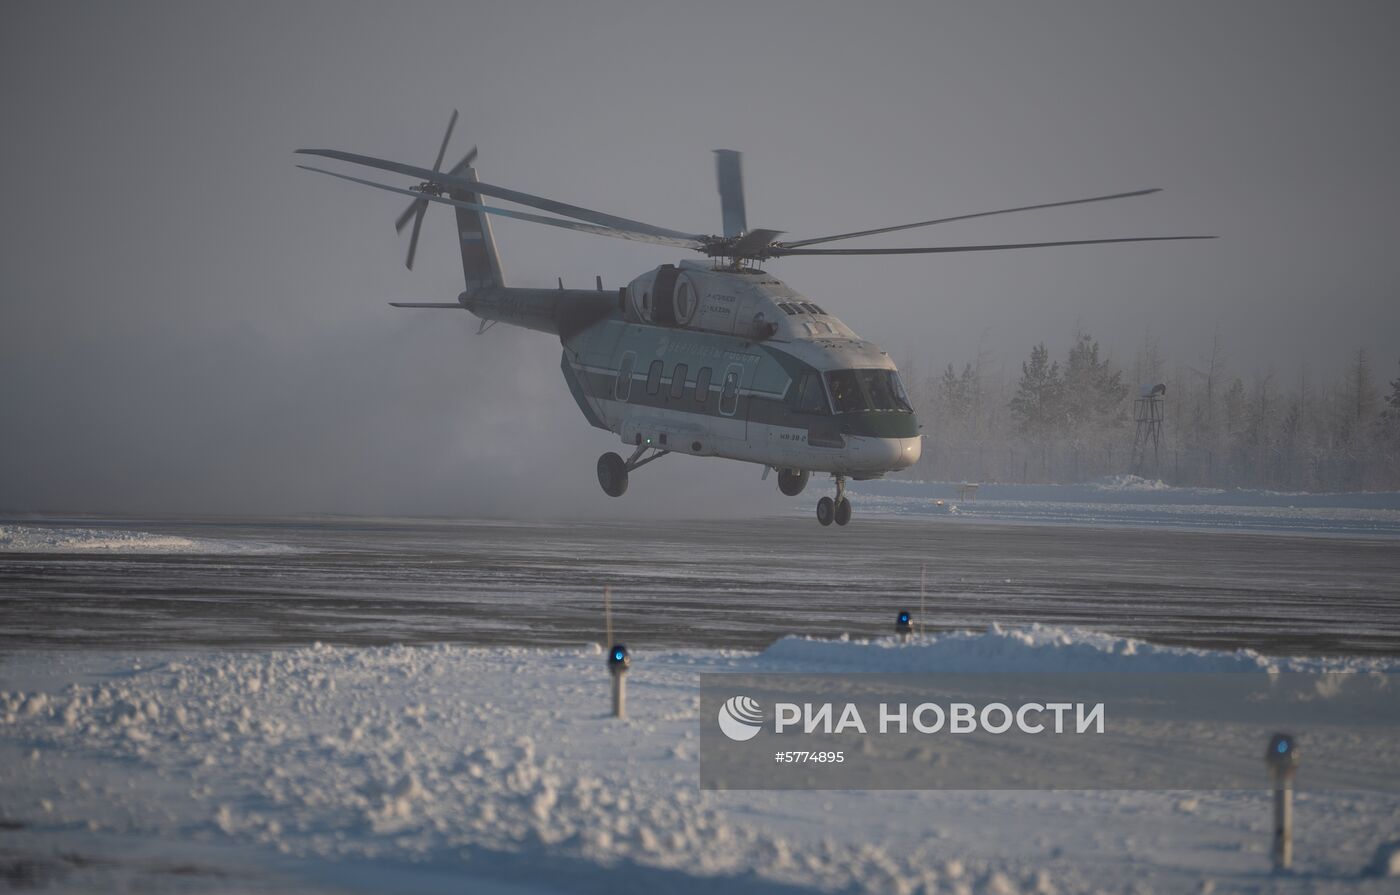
297, 111, 1211, 526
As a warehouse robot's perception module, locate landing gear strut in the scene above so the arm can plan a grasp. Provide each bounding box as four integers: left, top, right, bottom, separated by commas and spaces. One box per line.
816, 475, 852, 526
597, 444, 671, 497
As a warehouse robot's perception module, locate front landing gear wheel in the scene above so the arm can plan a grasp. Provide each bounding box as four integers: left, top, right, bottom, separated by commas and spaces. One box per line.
597, 452, 628, 497
778, 468, 810, 497
834, 497, 852, 526
816, 496, 835, 526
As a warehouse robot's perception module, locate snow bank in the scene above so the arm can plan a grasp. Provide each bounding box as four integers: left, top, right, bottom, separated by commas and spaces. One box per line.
751, 624, 1392, 675
1088, 474, 1175, 492
0, 523, 297, 554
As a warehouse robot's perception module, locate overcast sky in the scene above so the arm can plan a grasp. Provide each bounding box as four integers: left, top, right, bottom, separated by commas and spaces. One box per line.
3, 1, 1398, 516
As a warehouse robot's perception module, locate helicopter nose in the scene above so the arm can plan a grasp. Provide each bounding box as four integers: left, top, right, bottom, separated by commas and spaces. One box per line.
890, 436, 921, 469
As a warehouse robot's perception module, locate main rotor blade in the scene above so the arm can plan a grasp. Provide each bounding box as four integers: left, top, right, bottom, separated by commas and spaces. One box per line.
781, 188, 1165, 248
297, 165, 706, 250
432, 109, 458, 173
404, 199, 428, 269
395, 196, 425, 233
296, 148, 704, 241
447, 146, 478, 176
770, 235, 1215, 256
714, 149, 747, 238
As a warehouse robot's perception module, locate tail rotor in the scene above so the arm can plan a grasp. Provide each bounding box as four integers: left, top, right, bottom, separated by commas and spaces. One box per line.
394, 109, 477, 269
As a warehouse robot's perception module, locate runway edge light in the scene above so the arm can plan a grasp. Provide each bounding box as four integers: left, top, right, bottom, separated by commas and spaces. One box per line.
608, 643, 630, 719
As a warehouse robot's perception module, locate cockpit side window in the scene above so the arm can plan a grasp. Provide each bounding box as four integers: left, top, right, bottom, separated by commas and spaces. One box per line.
792, 371, 830, 414
825, 370, 866, 413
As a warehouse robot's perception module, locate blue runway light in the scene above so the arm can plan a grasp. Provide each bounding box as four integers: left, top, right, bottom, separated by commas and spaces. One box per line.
1267, 733, 1297, 771
897, 611, 911, 625
607, 643, 631, 671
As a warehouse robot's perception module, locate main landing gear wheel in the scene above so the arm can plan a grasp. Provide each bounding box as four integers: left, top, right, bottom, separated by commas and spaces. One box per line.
597, 452, 628, 497
815, 474, 852, 527
777, 468, 810, 497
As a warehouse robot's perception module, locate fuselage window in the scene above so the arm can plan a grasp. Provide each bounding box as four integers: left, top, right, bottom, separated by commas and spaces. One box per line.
615, 353, 636, 402
719, 367, 741, 416
694, 366, 712, 405
646, 359, 663, 395
794, 371, 830, 414
670, 363, 688, 400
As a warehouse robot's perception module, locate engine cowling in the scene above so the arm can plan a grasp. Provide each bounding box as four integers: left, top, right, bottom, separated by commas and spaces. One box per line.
625, 265, 774, 341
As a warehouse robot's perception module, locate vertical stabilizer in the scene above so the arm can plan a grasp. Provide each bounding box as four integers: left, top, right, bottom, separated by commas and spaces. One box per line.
449, 167, 505, 295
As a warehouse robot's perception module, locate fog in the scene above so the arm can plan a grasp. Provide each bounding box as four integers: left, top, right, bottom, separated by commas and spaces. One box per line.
3, 1, 1397, 516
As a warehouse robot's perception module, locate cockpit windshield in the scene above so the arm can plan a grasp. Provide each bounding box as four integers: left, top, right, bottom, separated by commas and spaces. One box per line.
823, 369, 913, 414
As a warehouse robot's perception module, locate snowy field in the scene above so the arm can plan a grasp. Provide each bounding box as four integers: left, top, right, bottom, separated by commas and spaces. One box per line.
4, 627, 1400, 894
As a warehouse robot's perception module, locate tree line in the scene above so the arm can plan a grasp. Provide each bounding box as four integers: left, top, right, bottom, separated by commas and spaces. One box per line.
899, 333, 1400, 491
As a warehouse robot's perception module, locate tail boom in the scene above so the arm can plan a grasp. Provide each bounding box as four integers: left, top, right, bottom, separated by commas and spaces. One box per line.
461, 286, 616, 338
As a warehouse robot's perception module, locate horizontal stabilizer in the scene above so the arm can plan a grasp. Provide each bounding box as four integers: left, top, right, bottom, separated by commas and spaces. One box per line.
389, 302, 464, 308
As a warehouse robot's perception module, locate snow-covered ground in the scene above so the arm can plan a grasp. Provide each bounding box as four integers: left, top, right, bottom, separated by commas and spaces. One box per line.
4, 627, 1399, 893
0, 524, 299, 555
853, 478, 1400, 537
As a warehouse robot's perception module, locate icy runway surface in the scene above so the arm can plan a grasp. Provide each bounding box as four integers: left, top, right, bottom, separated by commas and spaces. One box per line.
2, 509, 1399, 656
3, 629, 1399, 894
851, 478, 1400, 538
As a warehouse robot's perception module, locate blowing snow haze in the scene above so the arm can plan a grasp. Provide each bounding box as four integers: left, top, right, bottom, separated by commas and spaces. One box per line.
2, 1, 1398, 517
